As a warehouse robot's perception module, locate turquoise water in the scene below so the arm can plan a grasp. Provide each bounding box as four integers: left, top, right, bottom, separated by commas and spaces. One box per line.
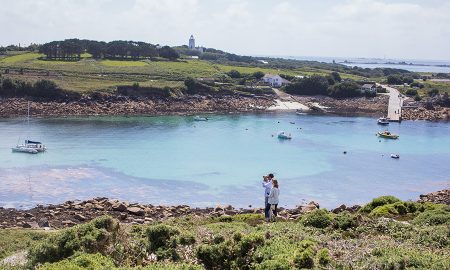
0, 114, 449, 209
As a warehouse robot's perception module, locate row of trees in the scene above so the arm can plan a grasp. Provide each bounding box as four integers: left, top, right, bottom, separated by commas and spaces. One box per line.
38, 39, 180, 60
0, 78, 79, 99
284, 74, 374, 98
387, 74, 414, 85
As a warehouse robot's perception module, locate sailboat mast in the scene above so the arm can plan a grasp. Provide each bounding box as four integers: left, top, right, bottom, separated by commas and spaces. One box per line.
27, 101, 30, 125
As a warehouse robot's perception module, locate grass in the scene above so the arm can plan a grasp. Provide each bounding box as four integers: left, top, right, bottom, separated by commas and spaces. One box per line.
0, 52, 43, 64
0, 52, 406, 94
101, 60, 149, 67
0, 229, 49, 261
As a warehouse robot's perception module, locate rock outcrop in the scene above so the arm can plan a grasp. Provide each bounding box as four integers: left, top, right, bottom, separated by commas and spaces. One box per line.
418, 189, 450, 205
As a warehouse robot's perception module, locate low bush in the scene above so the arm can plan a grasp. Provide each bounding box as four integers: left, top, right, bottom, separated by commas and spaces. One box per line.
405, 88, 418, 96
293, 247, 314, 269
413, 208, 450, 226
39, 253, 115, 270
370, 204, 399, 217
333, 211, 358, 230
369, 246, 450, 270
196, 242, 233, 270
300, 209, 332, 229
28, 216, 118, 267
145, 224, 179, 260
317, 248, 331, 266
360, 196, 401, 213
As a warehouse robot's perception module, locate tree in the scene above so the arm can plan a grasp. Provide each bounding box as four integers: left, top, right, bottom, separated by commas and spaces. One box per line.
328, 81, 361, 98
284, 75, 329, 95
252, 71, 265, 80
158, 46, 179, 59
387, 75, 403, 85
331, 72, 342, 82
226, 70, 241, 78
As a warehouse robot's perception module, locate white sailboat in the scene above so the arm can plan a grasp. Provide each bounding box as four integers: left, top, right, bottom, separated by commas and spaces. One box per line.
11, 102, 46, 154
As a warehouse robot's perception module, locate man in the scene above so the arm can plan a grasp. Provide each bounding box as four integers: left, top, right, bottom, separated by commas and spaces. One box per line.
262, 173, 274, 219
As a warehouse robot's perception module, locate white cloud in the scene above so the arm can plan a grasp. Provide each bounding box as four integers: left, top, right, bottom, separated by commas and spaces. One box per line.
0, 0, 449, 60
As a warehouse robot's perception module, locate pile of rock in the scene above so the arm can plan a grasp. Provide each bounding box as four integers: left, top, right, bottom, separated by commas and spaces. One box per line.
0, 198, 325, 229
402, 107, 449, 121
418, 189, 450, 205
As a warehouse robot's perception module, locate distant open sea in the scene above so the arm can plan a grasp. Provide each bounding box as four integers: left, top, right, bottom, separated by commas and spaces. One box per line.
265, 56, 450, 73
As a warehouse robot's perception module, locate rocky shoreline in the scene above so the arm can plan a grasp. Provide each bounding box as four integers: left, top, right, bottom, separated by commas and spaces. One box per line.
0, 96, 273, 118
0, 189, 447, 230
1, 95, 448, 120
0, 95, 388, 118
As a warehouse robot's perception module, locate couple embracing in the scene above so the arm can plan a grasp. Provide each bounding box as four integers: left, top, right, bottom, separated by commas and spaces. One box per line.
262, 173, 280, 222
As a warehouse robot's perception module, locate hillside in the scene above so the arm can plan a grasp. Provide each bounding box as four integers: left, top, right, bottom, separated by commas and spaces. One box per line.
0, 192, 449, 270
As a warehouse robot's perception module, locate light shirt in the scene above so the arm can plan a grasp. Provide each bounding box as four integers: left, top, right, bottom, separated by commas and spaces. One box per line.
262, 180, 272, 198
268, 187, 279, 204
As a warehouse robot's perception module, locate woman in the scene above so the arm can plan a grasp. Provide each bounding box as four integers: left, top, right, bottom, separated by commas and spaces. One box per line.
266, 179, 279, 222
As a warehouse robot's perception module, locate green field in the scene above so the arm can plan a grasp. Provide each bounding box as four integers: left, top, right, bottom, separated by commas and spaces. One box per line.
0, 52, 367, 93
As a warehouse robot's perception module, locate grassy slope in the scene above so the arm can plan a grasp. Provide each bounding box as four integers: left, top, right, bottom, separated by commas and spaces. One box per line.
0, 198, 449, 270
0, 52, 365, 93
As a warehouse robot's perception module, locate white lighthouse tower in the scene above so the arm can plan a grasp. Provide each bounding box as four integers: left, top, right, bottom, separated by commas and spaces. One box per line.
189, 35, 195, 49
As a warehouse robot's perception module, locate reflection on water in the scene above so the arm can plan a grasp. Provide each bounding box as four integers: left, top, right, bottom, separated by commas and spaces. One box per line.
0, 114, 449, 209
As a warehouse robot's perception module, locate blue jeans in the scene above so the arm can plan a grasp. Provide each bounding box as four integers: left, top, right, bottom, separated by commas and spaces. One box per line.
265, 202, 278, 219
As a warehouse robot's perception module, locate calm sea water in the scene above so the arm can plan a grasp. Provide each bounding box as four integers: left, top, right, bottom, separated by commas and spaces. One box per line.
0, 114, 449, 209
273, 56, 450, 73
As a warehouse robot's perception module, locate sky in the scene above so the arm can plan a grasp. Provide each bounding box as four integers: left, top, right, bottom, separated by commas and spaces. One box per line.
1, 0, 449, 60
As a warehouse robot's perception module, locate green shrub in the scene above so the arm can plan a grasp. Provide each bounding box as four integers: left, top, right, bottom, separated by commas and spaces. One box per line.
178, 234, 196, 246
301, 209, 332, 228
145, 224, 179, 252
293, 247, 314, 269
393, 202, 408, 215
217, 215, 233, 222
255, 259, 291, 270
369, 247, 450, 270
360, 196, 401, 213
196, 243, 233, 270
405, 88, 418, 96
333, 211, 358, 230
369, 204, 399, 217
29, 216, 118, 266
413, 209, 450, 226
317, 248, 331, 266
298, 239, 315, 251
235, 233, 264, 258
39, 253, 115, 270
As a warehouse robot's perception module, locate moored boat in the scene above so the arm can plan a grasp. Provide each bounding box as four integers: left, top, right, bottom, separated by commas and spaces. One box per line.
12, 145, 38, 154
277, 131, 292, 140
391, 154, 400, 159
377, 117, 389, 125
194, 116, 208, 121
377, 131, 399, 139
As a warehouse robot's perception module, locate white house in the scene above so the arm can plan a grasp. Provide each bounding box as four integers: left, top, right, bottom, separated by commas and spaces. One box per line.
262, 74, 290, 87
361, 83, 377, 94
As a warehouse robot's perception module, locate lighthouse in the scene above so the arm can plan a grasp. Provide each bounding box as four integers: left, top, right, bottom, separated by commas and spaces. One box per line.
189, 35, 195, 49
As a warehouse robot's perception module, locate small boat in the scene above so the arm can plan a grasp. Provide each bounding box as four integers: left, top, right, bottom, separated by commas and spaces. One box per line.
12, 140, 46, 154
194, 116, 208, 121
12, 145, 38, 154
377, 117, 389, 125
296, 109, 306, 115
377, 131, 399, 139
277, 131, 292, 140
11, 102, 47, 154
391, 154, 400, 159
